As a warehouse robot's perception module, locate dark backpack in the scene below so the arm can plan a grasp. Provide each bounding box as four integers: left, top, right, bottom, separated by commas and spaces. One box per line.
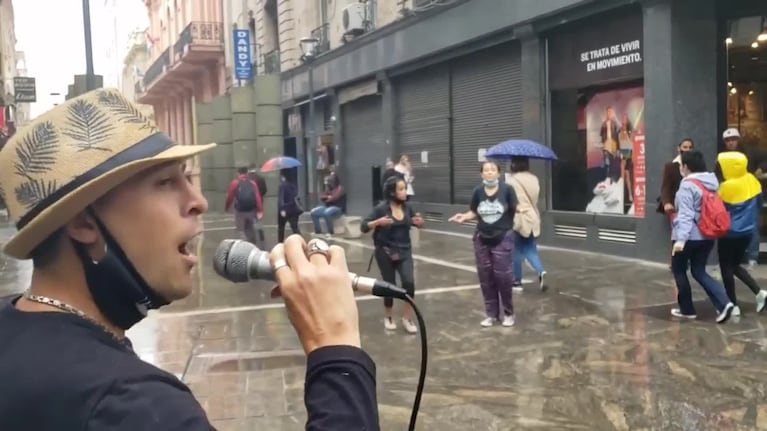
235, 179, 258, 212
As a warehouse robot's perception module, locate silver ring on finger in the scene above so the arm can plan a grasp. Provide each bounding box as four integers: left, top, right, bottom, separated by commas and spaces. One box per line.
272, 258, 289, 272
306, 238, 331, 261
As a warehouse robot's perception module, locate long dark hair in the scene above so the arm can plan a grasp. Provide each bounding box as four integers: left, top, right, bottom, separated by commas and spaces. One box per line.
383, 176, 405, 202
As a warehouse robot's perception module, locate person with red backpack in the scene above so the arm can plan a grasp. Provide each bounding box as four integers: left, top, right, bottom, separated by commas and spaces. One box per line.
225, 166, 264, 245
671, 150, 738, 323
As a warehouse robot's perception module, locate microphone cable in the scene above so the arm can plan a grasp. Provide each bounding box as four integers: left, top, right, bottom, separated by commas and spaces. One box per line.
402, 294, 427, 431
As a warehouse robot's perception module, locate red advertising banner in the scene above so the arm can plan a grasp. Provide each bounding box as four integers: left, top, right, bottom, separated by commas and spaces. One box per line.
632, 131, 646, 217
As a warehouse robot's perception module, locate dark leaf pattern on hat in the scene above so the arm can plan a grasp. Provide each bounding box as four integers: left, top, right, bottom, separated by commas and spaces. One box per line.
13, 121, 59, 179
12, 121, 60, 210
63, 100, 115, 152
97, 91, 158, 131
15, 179, 58, 210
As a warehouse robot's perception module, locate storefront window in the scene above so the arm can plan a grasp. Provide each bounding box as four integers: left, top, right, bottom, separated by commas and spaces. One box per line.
726, 17, 767, 163
547, 8, 645, 217
725, 15, 767, 253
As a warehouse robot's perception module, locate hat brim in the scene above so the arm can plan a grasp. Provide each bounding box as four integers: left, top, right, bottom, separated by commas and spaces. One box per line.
3, 143, 216, 260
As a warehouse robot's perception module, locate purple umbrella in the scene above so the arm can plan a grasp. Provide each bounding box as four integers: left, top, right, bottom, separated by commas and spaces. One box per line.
486, 139, 558, 161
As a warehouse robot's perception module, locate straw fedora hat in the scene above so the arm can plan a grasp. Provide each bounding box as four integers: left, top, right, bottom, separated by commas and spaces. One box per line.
0, 88, 215, 259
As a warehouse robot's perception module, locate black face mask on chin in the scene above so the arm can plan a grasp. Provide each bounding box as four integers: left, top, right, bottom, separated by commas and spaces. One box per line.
72, 211, 169, 330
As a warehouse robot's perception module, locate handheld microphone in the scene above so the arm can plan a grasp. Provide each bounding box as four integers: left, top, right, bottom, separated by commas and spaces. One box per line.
212, 239, 408, 299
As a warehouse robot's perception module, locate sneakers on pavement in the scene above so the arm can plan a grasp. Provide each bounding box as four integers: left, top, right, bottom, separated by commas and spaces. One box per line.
480, 317, 494, 327
756, 290, 767, 313
512, 282, 523, 293
501, 315, 515, 327
539, 271, 548, 292
383, 317, 397, 331
716, 303, 735, 324
670, 308, 697, 319
402, 318, 418, 334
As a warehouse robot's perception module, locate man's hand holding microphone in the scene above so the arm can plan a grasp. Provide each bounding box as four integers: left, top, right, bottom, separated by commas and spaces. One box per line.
269, 234, 361, 353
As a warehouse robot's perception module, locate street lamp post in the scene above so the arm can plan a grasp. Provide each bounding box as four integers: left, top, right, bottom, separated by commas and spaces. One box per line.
82, 0, 96, 91
300, 37, 320, 204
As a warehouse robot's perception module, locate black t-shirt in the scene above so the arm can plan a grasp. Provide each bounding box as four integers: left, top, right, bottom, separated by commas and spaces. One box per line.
361, 201, 415, 251
0, 295, 380, 430
470, 183, 517, 243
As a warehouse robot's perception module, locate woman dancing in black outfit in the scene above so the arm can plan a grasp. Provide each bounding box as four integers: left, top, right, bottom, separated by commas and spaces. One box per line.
361, 177, 424, 333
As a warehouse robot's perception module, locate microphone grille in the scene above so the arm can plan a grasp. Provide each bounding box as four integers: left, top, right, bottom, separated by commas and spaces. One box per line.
212, 239, 236, 277
226, 240, 257, 282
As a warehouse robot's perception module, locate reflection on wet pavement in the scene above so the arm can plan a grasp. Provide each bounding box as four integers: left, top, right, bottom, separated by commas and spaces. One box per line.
3, 216, 767, 430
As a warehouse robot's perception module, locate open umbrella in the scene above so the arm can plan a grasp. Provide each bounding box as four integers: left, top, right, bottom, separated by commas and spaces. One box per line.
261, 156, 302, 172
486, 139, 558, 161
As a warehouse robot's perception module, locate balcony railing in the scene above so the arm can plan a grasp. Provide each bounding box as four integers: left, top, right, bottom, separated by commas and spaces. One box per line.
262, 49, 280, 74
143, 47, 171, 87
311, 23, 330, 56
175, 21, 224, 58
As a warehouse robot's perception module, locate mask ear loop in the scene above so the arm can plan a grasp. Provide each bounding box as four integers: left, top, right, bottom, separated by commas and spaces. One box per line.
85, 207, 110, 265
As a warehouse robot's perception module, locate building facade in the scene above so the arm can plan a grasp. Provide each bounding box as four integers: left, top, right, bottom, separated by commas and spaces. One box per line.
13, 50, 29, 127
275, 0, 767, 263
121, 29, 155, 122
0, 0, 19, 148
136, 0, 227, 149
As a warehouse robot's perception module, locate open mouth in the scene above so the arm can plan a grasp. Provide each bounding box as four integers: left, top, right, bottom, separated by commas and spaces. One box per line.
178, 232, 202, 256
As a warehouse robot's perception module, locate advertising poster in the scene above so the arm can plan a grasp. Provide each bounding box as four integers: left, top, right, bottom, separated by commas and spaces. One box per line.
584, 86, 645, 216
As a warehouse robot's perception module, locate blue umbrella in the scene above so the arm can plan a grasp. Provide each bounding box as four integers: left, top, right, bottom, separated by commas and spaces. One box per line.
261, 156, 302, 172
485, 139, 558, 161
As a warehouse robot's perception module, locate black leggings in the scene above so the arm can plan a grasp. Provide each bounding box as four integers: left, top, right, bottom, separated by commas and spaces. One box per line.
718, 236, 761, 305
374, 248, 415, 308
278, 213, 300, 243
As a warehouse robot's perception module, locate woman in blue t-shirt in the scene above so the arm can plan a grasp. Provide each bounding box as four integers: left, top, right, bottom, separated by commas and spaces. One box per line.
449, 161, 518, 327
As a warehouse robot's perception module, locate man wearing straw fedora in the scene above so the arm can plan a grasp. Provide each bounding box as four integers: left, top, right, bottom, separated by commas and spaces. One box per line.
0, 89, 379, 430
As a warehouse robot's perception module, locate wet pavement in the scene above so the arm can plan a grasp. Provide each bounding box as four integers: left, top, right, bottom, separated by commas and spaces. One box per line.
3, 215, 767, 430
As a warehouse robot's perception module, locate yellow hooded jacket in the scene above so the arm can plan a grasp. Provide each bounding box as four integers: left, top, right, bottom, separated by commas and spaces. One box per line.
717, 151, 763, 236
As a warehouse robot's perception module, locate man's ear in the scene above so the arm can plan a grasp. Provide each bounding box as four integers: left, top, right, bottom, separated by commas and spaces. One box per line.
65, 210, 101, 245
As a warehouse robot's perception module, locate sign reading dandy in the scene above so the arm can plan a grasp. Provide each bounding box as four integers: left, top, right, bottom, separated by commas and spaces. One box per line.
580, 40, 642, 73
233, 29, 253, 81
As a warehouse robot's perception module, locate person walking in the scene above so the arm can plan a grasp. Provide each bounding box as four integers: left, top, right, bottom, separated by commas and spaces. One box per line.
361, 177, 424, 333
449, 161, 518, 327
507, 157, 547, 292
277, 169, 302, 243
394, 154, 415, 201
225, 167, 264, 245
716, 151, 767, 313
671, 150, 738, 323
248, 164, 268, 243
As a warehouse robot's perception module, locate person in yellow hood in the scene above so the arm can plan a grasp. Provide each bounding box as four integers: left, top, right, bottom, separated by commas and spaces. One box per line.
716, 151, 767, 314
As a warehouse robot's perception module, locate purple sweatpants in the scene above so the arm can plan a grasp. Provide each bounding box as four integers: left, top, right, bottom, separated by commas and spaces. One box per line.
473, 231, 515, 319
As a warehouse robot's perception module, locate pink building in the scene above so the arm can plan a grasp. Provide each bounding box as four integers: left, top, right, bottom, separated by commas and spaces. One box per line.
136, 0, 226, 147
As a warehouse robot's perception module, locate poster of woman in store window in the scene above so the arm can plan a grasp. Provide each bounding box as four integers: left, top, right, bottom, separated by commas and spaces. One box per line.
584, 86, 645, 215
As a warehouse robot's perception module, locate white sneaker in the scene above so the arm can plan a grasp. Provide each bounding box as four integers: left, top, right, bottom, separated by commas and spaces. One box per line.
383, 317, 397, 330
539, 271, 548, 291
670, 308, 697, 319
512, 283, 523, 293
732, 306, 742, 317
325, 233, 334, 240
402, 318, 418, 334
502, 315, 515, 327
717, 303, 735, 324
756, 290, 767, 313
748, 260, 758, 271
480, 317, 494, 327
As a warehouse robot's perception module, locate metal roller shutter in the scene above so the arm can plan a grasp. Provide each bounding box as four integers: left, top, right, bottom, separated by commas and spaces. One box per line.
451, 43, 523, 204
395, 64, 450, 204
342, 95, 386, 216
